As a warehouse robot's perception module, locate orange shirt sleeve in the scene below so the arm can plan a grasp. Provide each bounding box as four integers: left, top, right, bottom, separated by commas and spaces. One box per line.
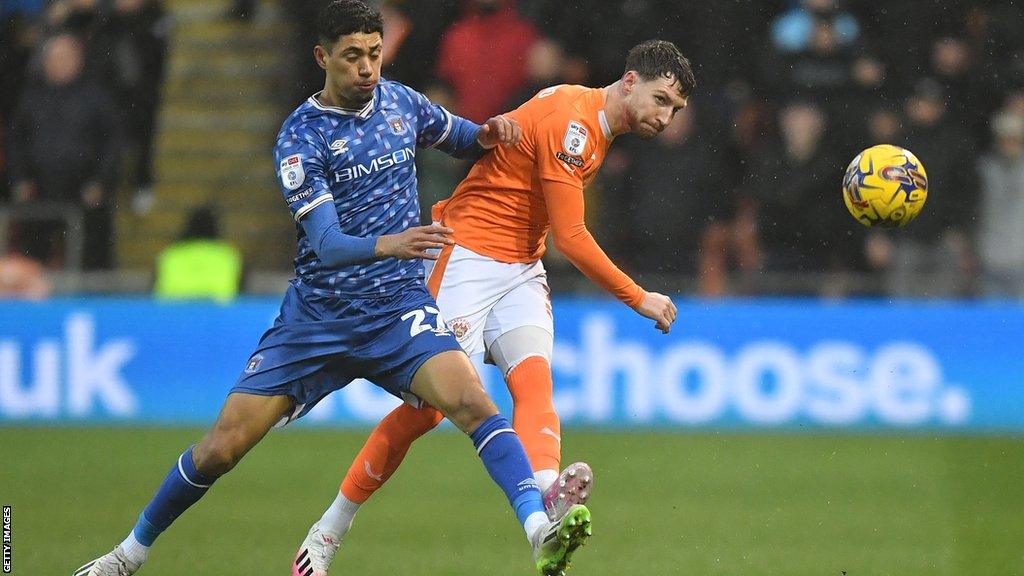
534, 108, 588, 188
542, 178, 645, 309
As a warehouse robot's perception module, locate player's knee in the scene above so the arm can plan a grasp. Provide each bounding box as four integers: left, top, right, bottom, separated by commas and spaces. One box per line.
490, 326, 552, 376
442, 384, 497, 433
193, 432, 249, 477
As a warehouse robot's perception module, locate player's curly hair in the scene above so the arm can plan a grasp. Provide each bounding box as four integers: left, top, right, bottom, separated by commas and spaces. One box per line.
625, 40, 696, 97
317, 0, 384, 49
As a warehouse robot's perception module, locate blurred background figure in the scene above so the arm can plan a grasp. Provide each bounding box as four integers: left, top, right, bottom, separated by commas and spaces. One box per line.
976, 110, 1024, 299
746, 101, 844, 280
868, 78, 977, 298
770, 0, 859, 54
504, 37, 567, 110
0, 248, 51, 300
3, 0, 1022, 300
95, 0, 169, 214
436, 0, 538, 121
154, 206, 242, 303
7, 32, 120, 270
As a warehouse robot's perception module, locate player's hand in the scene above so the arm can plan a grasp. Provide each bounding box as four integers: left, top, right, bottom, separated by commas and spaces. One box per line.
477, 115, 521, 149
375, 224, 455, 261
635, 291, 677, 334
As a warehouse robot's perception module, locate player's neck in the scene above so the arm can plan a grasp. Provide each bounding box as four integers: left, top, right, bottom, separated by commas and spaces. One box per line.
602, 82, 631, 137
319, 84, 369, 111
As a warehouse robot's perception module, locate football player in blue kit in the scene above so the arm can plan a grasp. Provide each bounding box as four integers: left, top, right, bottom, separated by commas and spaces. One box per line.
72, 2, 590, 575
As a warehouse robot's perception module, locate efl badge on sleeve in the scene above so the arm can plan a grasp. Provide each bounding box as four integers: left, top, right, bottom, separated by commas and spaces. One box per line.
563, 121, 588, 156
279, 154, 305, 191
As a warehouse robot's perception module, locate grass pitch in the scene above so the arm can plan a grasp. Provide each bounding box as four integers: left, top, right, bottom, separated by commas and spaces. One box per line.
2, 428, 1022, 575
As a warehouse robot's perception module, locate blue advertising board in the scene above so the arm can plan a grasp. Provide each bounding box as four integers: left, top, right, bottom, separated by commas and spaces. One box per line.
1, 298, 1021, 432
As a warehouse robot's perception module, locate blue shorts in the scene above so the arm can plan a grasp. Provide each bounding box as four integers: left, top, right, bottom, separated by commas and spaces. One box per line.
231, 279, 461, 422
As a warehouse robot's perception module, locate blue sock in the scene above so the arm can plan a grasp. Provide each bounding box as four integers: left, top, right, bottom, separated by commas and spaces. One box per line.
470, 414, 546, 527
132, 446, 216, 546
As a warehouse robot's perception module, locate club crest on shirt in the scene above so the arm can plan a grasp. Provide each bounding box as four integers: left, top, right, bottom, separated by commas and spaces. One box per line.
563, 121, 588, 156
448, 317, 471, 340
387, 114, 407, 135
279, 154, 305, 191
244, 354, 264, 374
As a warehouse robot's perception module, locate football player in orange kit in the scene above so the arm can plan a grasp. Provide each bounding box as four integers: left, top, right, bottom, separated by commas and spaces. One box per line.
295, 40, 695, 574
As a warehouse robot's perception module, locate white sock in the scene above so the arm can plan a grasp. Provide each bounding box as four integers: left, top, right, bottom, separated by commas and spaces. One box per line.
318, 492, 361, 539
534, 469, 559, 493
524, 511, 549, 543
118, 531, 149, 566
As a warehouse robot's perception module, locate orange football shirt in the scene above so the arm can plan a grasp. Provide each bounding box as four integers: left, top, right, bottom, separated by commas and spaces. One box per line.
433, 84, 645, 308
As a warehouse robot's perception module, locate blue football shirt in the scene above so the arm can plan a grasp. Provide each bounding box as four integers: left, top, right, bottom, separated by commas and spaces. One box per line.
273, 79, 481, 298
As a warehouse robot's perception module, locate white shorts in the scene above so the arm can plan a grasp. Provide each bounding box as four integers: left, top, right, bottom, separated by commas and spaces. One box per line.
425, 244, 553, 359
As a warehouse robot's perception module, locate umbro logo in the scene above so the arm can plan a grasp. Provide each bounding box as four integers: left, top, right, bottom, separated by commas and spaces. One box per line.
330, 139, 350, 156
517, 478, 539, 491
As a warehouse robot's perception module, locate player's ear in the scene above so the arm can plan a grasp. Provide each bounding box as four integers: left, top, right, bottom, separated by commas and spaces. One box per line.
622, 70, 638, 94
314, 45, 330, 70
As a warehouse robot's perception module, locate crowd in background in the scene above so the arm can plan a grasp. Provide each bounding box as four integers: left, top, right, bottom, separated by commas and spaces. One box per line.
2, 0, 1024, 300
0, 0, 167, 272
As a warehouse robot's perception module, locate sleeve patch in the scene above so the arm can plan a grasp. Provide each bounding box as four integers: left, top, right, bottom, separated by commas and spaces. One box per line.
286, 187, 314, 204
563, 121, 588, 156
279, 154, 306, 191
556, 151, 585, 168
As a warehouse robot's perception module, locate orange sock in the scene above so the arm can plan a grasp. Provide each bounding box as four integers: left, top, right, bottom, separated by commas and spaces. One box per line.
340, 403, 443, 503
506, 355, 561, 473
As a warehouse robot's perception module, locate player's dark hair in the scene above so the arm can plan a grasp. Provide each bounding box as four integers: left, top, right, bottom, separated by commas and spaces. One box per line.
625, 40, 696, 97
316, 0, 384, 50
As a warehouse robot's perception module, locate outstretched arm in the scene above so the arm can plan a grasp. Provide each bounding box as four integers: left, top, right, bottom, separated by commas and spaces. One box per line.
542, 179, 677, 333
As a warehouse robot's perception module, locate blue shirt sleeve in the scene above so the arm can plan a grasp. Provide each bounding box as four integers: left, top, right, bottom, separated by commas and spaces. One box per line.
300, 201, 378, 267
275, 124, 377, 266
274, 127, 335, 222
406, 86, 487, 159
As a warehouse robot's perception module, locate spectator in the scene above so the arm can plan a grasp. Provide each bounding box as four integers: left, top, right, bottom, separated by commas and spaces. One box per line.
436, 0, 538, 121
870, 78, 977, 298
769, 0, 859, 54
378, 0, 461, 90
154, 206, 243, 302
504, 37, 566, 110
975, 111, 1024, 299
927, 35, 994, 144
611, 107, 750, 294
0, 250, 51, 300
94, 0, 169, 213
7, 32, 121, 269
746, 100, 845, 277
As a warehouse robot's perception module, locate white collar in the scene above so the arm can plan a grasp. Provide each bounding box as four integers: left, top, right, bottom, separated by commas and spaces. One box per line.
598, 110, 612, 139
308, 90, 376, 119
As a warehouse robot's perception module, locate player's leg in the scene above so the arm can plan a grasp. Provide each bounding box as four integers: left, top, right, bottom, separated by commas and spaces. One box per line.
409, 350, 591, 575
485, 273, 594, 523
488, 326, 560, 485
409, 350, 549, 530
314, 244, 495, 543
488, 325, 592, 516
73, 392, 293, 576
297, 402, 442, 569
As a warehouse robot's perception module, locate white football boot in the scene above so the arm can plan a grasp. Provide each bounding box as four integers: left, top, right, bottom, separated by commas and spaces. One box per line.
292, 521, 340, 576
72, 546, 141, 576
